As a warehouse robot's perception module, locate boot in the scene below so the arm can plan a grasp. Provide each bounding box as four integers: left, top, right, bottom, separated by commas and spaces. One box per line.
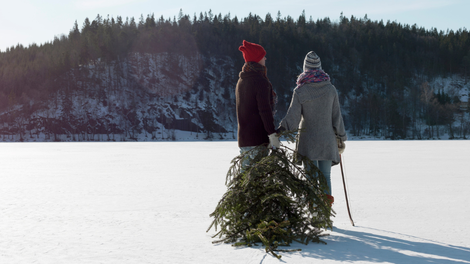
326, 194, 334, 207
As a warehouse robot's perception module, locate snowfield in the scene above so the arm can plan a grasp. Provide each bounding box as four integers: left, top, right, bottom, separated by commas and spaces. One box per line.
1, 140, 469, 264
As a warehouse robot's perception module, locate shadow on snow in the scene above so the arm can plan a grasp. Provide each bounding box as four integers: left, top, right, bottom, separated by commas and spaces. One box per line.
291, 226, 470, 263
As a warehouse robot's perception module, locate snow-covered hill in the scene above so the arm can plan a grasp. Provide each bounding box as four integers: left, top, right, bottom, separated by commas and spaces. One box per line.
1, 51, 469, 142
0, 52, 238, 142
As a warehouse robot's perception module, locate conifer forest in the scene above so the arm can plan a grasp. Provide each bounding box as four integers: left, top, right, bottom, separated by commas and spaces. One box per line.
1, 10, 469, 141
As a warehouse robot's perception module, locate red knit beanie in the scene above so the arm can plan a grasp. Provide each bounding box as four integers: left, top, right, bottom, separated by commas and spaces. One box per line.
238, 40, 266, 63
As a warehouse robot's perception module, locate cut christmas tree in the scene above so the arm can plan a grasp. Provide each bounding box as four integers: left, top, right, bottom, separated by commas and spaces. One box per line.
207, 132, 334, 259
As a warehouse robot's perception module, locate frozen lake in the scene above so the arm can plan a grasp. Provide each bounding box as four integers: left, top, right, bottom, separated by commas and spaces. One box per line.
1, 141, 470, 263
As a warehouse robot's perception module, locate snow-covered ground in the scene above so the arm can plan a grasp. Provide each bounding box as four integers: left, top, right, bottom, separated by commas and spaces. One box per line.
1, 141, 469, 264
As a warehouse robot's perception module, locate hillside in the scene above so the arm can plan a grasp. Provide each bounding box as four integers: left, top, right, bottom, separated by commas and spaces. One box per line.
1, 52, 236, 141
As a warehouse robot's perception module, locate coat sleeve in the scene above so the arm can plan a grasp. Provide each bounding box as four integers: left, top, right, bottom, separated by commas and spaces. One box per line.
279, 90, 302, 131
256, 80, 276, 135
332, 88, 347, 141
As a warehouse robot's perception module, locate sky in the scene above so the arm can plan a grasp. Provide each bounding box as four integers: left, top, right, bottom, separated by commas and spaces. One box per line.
0, 0, 469, 52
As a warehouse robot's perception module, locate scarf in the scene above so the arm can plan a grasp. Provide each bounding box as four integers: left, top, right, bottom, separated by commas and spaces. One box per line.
242, 61, 277, 113
296, 69, 330, 89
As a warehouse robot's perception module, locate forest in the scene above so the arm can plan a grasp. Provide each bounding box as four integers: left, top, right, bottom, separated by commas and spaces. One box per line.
0, 9, 469, 141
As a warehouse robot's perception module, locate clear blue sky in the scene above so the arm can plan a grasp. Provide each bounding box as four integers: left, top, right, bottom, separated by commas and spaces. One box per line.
0, 0, 468, 52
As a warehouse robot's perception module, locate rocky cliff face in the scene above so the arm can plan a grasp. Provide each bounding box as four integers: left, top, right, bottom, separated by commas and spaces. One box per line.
0, 52, 238, 141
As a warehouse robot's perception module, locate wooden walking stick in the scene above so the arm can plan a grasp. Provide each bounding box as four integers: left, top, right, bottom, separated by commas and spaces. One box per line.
340, 154, 355, 226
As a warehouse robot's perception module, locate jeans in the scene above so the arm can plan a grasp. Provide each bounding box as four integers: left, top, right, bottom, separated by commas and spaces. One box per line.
239, 146, 268, 172
304, 160, 332, 195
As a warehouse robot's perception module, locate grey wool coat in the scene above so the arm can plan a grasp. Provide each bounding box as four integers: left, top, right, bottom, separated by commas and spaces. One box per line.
279, 81, 347, 165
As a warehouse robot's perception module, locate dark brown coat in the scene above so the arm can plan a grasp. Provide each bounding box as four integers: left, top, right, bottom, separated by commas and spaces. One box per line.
236, 71, 276, 147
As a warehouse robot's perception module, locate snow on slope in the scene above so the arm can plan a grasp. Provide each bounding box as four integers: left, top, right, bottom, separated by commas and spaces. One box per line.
0, 52, 238, 142
1, 141, 469, 263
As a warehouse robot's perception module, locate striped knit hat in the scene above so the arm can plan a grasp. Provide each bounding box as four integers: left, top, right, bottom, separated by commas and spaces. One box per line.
303, 51, 321, 71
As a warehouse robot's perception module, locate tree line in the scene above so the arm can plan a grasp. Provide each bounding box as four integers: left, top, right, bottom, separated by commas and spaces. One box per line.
1, 9, 469, 139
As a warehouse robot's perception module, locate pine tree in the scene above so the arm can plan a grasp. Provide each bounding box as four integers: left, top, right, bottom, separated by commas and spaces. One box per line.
207, 131, 334, 259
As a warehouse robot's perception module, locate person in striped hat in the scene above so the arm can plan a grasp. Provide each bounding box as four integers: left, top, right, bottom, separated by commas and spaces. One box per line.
278, 51, 348, 207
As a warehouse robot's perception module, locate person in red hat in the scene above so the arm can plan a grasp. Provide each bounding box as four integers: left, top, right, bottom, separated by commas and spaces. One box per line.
236, 40, 280, 168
